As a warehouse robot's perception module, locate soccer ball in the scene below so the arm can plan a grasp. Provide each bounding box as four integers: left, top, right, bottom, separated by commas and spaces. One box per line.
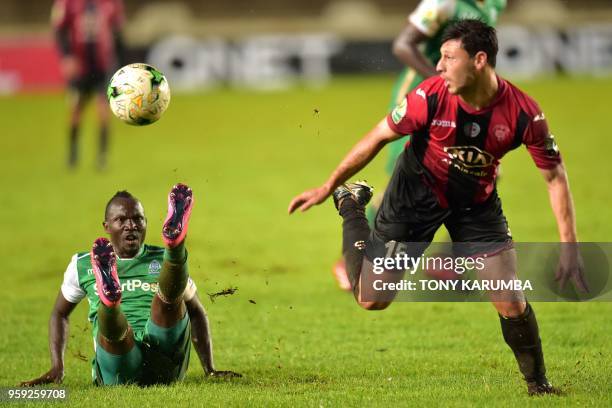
107, 63, 171, 126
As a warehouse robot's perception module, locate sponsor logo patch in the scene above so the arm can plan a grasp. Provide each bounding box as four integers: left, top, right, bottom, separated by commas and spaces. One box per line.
432, 119, 456, 128
444, 145, 494, 168
94, 279, 159, 294
391, 98, 407, 124
545, 133, 560, 156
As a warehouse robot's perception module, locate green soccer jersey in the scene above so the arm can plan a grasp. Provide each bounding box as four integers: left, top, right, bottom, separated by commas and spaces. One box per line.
409, 0, 506, 68
61, 244, 196, 342
385, 0, 506, 175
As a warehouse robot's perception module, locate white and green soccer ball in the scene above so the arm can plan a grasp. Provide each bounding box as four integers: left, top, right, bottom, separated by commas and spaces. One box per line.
107, 63, 171, 126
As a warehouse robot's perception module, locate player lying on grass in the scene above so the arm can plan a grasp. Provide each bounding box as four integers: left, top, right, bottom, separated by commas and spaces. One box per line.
289, 19, 587, 395
22, 184, 239, 386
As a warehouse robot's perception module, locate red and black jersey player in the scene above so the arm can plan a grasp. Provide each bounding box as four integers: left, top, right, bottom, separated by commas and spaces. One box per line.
289, 19, 588, 395
52, 0, 125, 170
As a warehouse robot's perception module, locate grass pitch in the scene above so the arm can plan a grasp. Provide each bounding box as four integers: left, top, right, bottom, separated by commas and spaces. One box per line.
0, 75, 611, 406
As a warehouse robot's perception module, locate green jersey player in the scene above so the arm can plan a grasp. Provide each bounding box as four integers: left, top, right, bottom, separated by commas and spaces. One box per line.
333, 0, 507, 290
21, 184, 239, 386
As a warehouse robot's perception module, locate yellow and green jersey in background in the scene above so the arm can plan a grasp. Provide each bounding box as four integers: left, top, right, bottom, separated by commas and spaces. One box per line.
386, 0, 506, 174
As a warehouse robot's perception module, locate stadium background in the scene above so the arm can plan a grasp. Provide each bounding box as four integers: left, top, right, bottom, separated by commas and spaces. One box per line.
1, 0, 611, 405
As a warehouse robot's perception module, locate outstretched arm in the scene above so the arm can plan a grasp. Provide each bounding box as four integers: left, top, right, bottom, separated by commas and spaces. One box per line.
185, 293, 241, 378
540, 163, 588, 292
20, 291, 77, 386
392, 23, 438, 78
541, 163, 577, 242
288, 118, 401, 214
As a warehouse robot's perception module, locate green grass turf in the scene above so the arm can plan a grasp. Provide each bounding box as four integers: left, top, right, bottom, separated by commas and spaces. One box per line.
0, 75, 611, 406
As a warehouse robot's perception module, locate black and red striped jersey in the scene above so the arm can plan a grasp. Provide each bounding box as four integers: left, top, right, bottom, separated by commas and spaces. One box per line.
386, 75, 561, 209
52, 0, 124, 73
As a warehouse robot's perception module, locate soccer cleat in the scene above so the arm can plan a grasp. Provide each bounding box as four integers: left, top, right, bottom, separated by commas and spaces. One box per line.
90, 238, 121, 307
162, 183, 194, 248
332, 181, 374, 210
527, 379, 562, 396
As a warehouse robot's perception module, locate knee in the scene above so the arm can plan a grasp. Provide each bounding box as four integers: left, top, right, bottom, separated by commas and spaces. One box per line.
98, 106, 110, 123
495, 301, 526, 318
70, 106, 83, 125
99, 111, 110, 124
70, 111, 81, 125
357, 300, 391, 311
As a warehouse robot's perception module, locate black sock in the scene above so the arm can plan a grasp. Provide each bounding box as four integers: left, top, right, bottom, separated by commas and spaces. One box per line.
339, 199, 371, 291
499, 303, 547, 383
68, 125, 78, 167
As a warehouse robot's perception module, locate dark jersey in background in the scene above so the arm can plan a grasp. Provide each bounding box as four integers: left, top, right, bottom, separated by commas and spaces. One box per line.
52, 0, 124, 77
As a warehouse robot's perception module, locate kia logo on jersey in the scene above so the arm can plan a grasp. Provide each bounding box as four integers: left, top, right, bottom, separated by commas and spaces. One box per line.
444, 146, 494, 168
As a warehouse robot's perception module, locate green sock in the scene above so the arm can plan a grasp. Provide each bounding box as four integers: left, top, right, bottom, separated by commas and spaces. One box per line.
164, 241, 186, 264
97, 304, 129, 342
159, 242, 188, 302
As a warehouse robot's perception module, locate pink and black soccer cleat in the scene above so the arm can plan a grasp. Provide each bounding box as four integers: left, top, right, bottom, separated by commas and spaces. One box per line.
90, 238, 121, 307
162, 183, 194, 248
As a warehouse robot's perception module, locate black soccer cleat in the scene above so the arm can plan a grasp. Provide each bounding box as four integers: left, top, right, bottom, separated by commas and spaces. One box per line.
527, 379, 562, 396
332, 181, 373, 210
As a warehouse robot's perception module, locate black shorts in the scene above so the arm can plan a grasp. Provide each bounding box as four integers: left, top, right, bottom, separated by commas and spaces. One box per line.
69, 70, 109, 95
367, 151, 512, 260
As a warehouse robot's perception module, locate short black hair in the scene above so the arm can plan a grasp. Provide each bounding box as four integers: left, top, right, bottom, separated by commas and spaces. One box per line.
441, 19, 498, 67
104, 190, 139, 220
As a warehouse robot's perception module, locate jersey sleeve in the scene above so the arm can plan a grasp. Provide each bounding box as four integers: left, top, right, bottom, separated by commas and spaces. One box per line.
60, 254, 86, 304
494, 0, 508, 13
386, 85, 430, 135
523, 112, 562, 170
408, 0, 455, 37
183, 276, 198, 302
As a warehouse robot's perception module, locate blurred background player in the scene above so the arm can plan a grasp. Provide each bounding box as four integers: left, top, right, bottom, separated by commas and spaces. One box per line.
333, 0, 507, 290
52, 0, 125, 170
